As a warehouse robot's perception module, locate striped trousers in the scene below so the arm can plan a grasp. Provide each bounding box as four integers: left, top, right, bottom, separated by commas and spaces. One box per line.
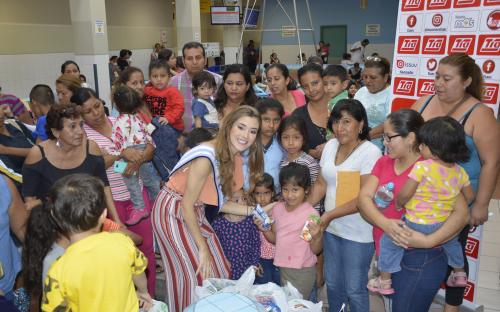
152, 187, 231, 312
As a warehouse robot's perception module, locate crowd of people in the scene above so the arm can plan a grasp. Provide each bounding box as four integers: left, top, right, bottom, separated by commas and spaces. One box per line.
0, 39, 499, 312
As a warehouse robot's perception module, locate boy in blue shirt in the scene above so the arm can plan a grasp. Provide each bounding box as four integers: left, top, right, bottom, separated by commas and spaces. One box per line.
256, 98, 285, 192
29, 84, 55, 143
191, 71, 218, 129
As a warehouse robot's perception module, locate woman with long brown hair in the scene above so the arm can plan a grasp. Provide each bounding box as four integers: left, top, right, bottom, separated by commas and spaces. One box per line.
152, 106, 272, 311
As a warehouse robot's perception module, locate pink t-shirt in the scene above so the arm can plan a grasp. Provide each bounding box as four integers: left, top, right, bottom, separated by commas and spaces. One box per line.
371, 155, 421, 255
271, 202, 318, 269
272, 89, 306, 117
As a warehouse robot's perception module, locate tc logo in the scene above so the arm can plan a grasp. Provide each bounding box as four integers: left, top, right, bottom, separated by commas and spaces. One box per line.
448, 36, 475, 54
398, 36, 421, 54
465, 237, 479, 258
477, 35, 500, 55
453, 0, 480, 7
482, 60, 495, 74
427, 0, 451, 9
396, 59, 405, 68
427, 58, 437, 71
407, 15, 417, 27
432, 14, 444, 26
402, 0, 424, 11
394, 77, 416, 96
422, 36, 446, 54
487, 10, 500, 30
418, 79, 436, 96
482, 84, 499, 104
463, 282, 475, 302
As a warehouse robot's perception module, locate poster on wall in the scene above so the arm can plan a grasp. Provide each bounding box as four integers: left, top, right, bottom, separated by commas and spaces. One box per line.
390, 0, 499, 309
390, 0, 500, 117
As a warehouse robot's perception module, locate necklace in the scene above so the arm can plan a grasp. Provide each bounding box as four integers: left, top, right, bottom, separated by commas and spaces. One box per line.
335, 140, 363, 165
445, 94, 470, 117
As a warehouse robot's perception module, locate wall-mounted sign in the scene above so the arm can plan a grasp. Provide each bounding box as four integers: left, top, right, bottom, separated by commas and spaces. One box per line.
202, 42, 221, 57
282, 25, 296, 37
95, 20, 105, 35
365, 24, 381, 36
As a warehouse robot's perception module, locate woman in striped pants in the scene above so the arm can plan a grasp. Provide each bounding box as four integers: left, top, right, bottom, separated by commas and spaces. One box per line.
152, 106, 268, 311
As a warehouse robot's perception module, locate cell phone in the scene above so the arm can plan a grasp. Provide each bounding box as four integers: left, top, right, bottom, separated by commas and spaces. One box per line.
113, 160, 128, 174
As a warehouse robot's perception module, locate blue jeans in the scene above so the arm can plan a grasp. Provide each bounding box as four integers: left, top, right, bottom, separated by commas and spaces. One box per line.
255, 258, 281, 285
391, 247, 448, 312
379, 220, 464, 273
151, 118, 180, 180
323, 232, 374, 312
122, 144, 161, 210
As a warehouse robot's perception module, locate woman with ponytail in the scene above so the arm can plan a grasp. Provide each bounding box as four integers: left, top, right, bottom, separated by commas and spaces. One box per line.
411, 53, 500, 312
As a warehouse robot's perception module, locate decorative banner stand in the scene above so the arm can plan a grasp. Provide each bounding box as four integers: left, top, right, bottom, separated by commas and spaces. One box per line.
390, 0, 499, 310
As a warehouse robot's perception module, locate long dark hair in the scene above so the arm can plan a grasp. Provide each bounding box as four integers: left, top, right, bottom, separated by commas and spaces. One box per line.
328, 99, 370, 141
214, 64, 257, 114
265, 63, 298, 90
387, 109, 424, 152
23, 205, 60, 309
60, 60, 80, 74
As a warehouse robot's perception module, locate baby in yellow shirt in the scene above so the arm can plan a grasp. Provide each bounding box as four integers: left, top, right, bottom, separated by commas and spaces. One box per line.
369, 117, 474, 295
42, 173, 152, 312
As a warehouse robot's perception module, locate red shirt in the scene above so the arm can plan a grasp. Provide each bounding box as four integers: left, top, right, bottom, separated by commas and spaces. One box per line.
371, 155, 421, 255
144, 84, 185, 131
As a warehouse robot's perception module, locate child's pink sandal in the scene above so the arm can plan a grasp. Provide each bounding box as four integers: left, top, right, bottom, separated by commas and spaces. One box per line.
367, 277, 395, 295
447, 271, 468, 287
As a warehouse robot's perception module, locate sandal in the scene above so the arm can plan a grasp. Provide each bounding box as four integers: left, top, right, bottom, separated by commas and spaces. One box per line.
367, 277, 395, 295
447, 271, 468, 287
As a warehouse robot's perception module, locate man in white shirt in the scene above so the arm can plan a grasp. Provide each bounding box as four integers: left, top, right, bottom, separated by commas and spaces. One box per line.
350, 39, 370, 64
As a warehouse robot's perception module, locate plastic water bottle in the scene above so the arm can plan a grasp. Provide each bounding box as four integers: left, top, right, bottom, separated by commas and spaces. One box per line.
374, 182, 395, 209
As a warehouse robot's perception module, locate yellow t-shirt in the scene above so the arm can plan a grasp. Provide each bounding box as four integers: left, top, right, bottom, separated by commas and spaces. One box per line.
42, 232, 147, 312
405, 159, 470, 224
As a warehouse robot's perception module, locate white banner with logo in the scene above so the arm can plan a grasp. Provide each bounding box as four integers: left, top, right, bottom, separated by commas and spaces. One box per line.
391, 0, 499, 117
390, 0, 500, 308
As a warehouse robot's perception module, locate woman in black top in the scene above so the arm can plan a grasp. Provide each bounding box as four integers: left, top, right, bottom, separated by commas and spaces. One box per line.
293, 63, 330, 159
22, 103, 122, 225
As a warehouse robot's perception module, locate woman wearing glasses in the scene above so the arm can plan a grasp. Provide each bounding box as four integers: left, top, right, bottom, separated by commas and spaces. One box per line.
354, 57, 392, 151
359, 109, 470, 312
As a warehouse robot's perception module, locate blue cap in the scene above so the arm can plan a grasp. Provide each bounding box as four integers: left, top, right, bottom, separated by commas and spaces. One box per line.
386, 182, 395, 190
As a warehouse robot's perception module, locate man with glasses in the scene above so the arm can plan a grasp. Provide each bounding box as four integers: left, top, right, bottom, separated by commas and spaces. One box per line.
169, 42, 223, 130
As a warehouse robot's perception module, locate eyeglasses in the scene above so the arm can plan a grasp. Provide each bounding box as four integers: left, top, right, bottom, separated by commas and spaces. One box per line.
382, 133, 402, 142
366, 56, 382, 62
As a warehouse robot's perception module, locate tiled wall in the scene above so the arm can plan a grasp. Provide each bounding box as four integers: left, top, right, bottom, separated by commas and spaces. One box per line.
0, 53, 73, 100
476, 199, 500, 311
0, 49, 154, 101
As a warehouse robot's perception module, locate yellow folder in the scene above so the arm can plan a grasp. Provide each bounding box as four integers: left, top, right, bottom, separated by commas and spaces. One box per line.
335, 171, 360, 207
